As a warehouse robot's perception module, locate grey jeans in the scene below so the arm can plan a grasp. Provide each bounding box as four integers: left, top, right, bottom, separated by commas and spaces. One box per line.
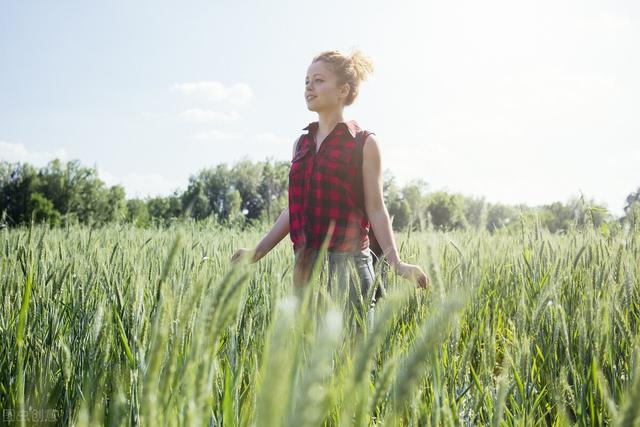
293, 247, 382, 324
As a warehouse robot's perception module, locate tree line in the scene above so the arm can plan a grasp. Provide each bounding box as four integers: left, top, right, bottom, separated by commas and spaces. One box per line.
1, 159, 639, 233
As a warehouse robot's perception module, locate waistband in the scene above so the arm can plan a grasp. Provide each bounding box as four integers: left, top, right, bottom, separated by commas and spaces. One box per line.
328, 248, 372, 259
293, 246, 372, 257
293, 245, 373, 255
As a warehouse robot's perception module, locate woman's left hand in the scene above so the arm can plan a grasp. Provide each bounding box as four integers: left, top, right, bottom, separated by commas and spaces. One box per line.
394, 262, 430, 288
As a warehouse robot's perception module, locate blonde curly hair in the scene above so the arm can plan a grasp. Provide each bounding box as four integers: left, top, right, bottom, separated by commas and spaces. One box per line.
312, 49, 374, 106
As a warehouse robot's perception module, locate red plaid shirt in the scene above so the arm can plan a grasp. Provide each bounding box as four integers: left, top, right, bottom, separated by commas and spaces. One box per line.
288, 120, 374, 252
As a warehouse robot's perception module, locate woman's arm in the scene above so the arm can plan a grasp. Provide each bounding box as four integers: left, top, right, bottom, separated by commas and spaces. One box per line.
231, 202, 290, 264
362, 135, 429, 287
231, 137, 298, 264
248, 208, 290, 263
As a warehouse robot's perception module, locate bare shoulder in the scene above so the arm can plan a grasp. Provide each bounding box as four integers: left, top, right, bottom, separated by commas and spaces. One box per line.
362, 133, 382, 173
364, 133, 378, 143
363, 134, 381, 159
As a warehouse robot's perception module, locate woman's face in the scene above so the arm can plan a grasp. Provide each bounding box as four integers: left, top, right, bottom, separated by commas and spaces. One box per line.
305, 61, 349, 112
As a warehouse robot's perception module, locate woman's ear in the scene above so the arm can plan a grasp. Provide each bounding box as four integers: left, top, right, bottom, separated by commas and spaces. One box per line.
339, 82, 351, 99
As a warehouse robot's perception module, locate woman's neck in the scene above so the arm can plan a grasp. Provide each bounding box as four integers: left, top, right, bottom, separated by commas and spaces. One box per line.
316, 109, 345, 136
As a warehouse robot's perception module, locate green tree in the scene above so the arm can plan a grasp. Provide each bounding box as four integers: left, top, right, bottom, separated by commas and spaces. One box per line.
258, 159, 289, 223
486, 203, 518, 232
38, 159, 124, 226
382, 171, 410, 230
572, 195, 611, 230
226, 189, 244, 227
103, 185, 127, 223
462, 195, 488, 231
27, 192, 61, 226
147, 193, 182, 225
624, 201, 640, 231
0, 162, 40, 225
182, 164, 233, 221
624, 187, 640, 213
401, 179, 428, 231
537, 196, 611, 233
425, 192, 468, 231
232, 159, 264, 221
538, 201, 574, 233
622, 188, 640, 231
126, 199, 151, 227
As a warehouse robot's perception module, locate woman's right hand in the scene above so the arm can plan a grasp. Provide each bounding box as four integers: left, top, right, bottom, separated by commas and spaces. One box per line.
394, 262, 430, 289
231, 248, 255, 264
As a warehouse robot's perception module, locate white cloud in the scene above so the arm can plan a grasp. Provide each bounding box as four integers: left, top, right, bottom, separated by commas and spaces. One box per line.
193, 129, 241, 141
0, 141, 69, 166
98, 169, 184, 198
172, 81, 253, 106
179, 109, 241, 123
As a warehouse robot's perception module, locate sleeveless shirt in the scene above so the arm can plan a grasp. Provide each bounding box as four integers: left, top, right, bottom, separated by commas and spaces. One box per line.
288, 120, 374, 252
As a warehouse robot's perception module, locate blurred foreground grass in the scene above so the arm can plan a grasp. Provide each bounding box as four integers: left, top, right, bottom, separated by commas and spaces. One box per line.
1, 221, 639, 426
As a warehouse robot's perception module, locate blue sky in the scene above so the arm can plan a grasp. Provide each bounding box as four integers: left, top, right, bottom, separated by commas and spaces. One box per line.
1, 0, 638, 216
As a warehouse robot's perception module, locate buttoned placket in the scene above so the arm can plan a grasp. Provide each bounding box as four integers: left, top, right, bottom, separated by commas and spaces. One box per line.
298, 122, 358, 248
305, 132, 319, 244
304, 127, 336, 244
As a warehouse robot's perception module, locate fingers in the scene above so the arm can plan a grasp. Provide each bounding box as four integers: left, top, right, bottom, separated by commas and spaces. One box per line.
417, 272, 429, 288
418, 268, 429, 288
396, 264, 428, 288
408, 265, 429, 289
413, 271, 425, 288
231, 248, 257, 265
231, 249, 246, 264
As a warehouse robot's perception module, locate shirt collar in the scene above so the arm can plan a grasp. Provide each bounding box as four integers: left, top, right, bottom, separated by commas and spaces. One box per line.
302, 120, 360, 138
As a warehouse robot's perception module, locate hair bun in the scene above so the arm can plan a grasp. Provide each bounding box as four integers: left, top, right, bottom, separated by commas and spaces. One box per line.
349, 50, 374, 82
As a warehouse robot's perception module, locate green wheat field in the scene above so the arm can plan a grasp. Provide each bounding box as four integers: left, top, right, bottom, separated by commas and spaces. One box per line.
1, 219, 639, 426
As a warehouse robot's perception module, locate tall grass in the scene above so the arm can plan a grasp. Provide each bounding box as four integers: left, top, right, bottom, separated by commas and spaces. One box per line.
0, 219, 638, 425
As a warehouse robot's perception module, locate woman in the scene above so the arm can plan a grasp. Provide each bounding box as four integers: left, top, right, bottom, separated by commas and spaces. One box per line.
232, 49, 429, 314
